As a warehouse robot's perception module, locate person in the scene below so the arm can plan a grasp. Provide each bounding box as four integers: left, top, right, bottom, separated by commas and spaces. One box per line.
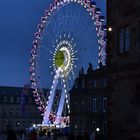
29, 129, 37, 140
21, 133, 25, 140
47, 131, 51, 137
53, 132, 57, 140
90, 132, 95, 140
6, 129, 17, 140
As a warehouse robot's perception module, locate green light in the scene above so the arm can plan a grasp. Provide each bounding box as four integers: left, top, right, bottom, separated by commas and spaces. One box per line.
55, 50, 64, 67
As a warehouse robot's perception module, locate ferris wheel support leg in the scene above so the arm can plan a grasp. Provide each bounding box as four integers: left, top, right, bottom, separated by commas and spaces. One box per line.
55, 86, 66, 125
42, 70, 60, 124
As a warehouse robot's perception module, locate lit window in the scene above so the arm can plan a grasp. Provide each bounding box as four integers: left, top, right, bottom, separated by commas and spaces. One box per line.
93, 98, 97, 112
119, 27, 130, 53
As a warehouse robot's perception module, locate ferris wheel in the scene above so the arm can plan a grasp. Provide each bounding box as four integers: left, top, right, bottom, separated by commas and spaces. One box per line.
30, 0, 106, 127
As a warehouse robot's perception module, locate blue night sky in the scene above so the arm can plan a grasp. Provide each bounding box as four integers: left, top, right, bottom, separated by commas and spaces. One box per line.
0, 0, 106, 87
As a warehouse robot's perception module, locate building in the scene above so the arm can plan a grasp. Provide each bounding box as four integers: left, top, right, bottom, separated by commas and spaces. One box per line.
0, 85, 42, 133
107, 0, 140, 139
70, 64, 108, 135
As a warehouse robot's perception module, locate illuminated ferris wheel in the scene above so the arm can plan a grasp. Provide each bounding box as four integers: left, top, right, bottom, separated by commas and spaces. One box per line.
30, 0, 106, 127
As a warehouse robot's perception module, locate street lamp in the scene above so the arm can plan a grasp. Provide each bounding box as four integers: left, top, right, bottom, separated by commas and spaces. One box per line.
96, 127, 100, 132
108, 27, 112, 32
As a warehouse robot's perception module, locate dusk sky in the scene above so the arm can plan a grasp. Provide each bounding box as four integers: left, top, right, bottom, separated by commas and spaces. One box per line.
0, 0, 106, 87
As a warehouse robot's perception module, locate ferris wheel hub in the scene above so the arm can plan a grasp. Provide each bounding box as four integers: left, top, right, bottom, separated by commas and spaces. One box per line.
53, 39, 75, 77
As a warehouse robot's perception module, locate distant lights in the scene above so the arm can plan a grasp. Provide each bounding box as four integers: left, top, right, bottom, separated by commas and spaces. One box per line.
108, 27, 112, 32
33, 124, 36, 128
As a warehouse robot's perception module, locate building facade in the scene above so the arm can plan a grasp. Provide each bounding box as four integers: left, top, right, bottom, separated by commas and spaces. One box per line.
107, 0, 140, 139
0, 85, 42, 133
70, 65, 108, 135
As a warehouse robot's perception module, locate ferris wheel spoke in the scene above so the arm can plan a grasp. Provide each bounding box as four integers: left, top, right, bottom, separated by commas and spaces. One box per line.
65, 89, 70, 113
43, 69, 61, 124
43, 32, 55, 46
55, 84, 66, 124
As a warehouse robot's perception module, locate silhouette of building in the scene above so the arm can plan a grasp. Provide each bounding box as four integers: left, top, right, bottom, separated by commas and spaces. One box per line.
70, 65, 108, 135
0, 85, 42, 133
107, 0, 140, 139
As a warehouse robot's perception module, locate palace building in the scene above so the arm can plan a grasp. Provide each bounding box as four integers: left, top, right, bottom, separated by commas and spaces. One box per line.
107, 0, 140, 139
70, 65, 108, 135
0, 85, 42, 133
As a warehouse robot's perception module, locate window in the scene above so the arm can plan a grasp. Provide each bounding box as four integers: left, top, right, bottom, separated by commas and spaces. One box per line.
136, 85, 140, 105
92, 121, 96, 131
9, 112, 13, 117
119, 28, 124, 53
3, 120, 7, 124
118, 27, 130, 53
82, 79, 85, 88
10, 97, 14, 103
16, 111, 19, 117
4, 96, 7, 103
93, 80, 97, 87
3, 112, 7, 117
103, 119, 107, 133
93, 98, 97, 112
28, 98, 32, 104
81, 100, 85, 112
104, 79, 107, 86
103, 97, 107, 112
139, 22, 140, 49
16, 97, 20, 103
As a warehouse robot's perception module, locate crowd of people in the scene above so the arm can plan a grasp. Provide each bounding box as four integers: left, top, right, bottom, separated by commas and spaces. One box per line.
3, 127, 107, 140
